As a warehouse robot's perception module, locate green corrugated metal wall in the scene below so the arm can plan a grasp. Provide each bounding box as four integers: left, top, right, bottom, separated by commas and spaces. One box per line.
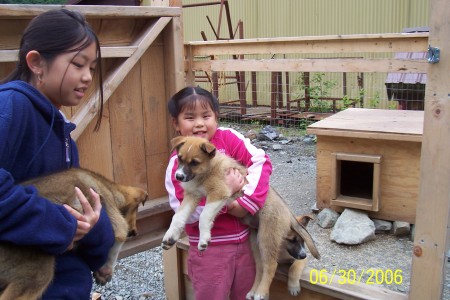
182, 0, 429, 110
182, 0, 429, 41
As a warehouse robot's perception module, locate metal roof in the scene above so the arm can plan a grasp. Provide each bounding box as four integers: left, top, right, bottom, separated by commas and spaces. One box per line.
385, 52, 427, 85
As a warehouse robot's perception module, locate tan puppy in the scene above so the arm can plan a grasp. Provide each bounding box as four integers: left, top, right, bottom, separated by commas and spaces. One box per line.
0, 168, 148, 300
162, 136, 320, 300
250, 213, 315, 298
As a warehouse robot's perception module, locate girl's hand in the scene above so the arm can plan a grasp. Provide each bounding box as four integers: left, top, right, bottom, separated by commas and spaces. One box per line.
63, 187, 102, 250
225, 168, 245, 194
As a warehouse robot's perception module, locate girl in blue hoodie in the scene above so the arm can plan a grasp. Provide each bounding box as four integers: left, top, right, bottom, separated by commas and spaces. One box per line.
0, 9, 114, 299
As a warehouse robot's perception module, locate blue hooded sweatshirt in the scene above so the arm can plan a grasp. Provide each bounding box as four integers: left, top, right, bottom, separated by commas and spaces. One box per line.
0, 81, 115, 299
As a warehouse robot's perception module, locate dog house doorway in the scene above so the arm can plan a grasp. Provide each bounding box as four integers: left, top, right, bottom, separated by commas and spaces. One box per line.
331, 152, 382, 211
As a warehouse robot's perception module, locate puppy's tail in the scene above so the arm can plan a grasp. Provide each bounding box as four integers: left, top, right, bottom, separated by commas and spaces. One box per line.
290, 215, 321, 260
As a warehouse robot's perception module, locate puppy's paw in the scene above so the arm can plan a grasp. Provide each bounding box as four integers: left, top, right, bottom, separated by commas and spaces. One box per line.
253, 294, 269, 300
246, 291, 255, 299
161, 239, 176, 250
94, 266, 113, 285
288, 285, 301, 296
197, 240, 210, 251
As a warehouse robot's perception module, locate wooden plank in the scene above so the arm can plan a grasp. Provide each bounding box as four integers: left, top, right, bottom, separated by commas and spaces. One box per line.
163, 246, 185, 300
140, 42, 172, 198
0, 46, 138, 62
108, 59, 147, 188
77, 101, 114, 180
335, 153, 382, 163
141, 42, 169, 156
192, 58, 428, 73
307, 108, 423, 142
0, 4, 181, 18
71, 16, 172, 140
174, 238, 408, 300
163, 15, 185, 141
187, 33, 428, 56
409, 0, 450, 298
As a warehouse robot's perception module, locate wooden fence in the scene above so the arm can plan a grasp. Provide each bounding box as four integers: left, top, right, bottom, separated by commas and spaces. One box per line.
165, 9, 448, 299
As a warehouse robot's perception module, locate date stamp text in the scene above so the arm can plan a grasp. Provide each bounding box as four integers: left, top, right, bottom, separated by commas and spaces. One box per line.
310, 268, 403, 285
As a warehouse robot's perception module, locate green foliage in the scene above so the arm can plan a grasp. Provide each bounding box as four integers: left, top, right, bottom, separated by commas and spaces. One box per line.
367, 91, 381, 108
293, 72, 337, 113
340, 88, 365, 110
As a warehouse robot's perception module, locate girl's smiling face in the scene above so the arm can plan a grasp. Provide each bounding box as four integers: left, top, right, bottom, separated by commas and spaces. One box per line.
174, 99, 218, 140
37, 41, 97, 109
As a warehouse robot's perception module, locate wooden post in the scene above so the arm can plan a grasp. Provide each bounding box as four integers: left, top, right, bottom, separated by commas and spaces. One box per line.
303, 72, 310, 111
251, 71, 257, 107
163, 246, 185, 300
409, 0, 450, 298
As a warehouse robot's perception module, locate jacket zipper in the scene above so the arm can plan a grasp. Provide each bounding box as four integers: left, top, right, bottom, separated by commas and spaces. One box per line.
65, 137, 71, 165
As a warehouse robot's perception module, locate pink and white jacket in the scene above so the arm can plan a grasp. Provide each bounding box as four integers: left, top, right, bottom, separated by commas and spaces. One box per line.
165, 127, 272, 246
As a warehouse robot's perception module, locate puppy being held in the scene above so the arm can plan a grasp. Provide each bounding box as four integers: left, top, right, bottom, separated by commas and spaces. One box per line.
162, 136, 320, 300
0, 168, 148, 300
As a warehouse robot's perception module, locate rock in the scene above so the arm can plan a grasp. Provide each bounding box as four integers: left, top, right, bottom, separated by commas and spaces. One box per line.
372, 218, 392, 233
302, 134, 316, 144
330, 208, 375, 245
317, 208, 340, 228
393, 221, 410, 236
272, 144, 282, 151
258, 125, 279, 140
244, 129, 258, 140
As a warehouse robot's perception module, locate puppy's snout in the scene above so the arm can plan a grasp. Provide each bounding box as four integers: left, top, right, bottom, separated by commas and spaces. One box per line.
128, 230, 137, 237
296, 247, 307, 260
175, 173, 186, 182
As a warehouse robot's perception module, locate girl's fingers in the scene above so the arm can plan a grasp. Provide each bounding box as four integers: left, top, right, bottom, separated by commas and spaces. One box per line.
89, 188, 102, 216
75, 186, 93, 214
64, 204, 86, 222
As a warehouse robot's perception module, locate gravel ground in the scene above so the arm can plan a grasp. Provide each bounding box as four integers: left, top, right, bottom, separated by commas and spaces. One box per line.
92, 127, 450, 300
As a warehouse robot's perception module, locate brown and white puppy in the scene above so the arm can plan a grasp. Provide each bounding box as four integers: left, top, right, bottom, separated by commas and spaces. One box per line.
0, 168, 148, 300
162, 136, 320, 300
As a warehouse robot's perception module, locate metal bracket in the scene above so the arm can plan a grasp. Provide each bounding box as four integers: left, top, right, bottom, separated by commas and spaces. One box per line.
427, 45, 440, 64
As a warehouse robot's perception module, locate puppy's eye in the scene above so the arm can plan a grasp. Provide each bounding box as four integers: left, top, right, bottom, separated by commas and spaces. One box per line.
190, 160, 199, 166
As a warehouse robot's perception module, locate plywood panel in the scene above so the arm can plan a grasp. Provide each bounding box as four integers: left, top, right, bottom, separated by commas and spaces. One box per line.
77, 101, 114, 180
141, 40, 170, 156
146, 152, 170, 199
308, 108, 423, 141
109, 60, 147, 188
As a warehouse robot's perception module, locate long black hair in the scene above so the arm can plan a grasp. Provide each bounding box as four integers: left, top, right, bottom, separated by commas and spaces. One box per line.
1, 9, 104, 130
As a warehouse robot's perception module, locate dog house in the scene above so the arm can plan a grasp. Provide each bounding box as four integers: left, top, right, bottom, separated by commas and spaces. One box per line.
307, 108, 423, 223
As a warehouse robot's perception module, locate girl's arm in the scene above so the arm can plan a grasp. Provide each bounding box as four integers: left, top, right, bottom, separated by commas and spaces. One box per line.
221, 128, 273, 215
0, 169, 77, 254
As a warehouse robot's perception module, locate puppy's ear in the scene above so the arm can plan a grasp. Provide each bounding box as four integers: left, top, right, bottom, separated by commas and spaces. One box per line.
171, 136, 186, 152
296, 213, 315, 227
200, 142, 216, 157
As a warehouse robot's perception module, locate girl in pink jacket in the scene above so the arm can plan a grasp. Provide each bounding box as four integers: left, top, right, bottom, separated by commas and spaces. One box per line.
165, 86, 272, 300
